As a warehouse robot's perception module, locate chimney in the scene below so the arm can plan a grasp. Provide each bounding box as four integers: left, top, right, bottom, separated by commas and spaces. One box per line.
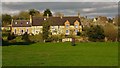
60, 13, 63, 19
30, 15, 32, 24
47, 14, 49, 18
78, 12, 80, 18
11, 19, 13, 24
60, 15, 63, 19
10, 19, 14, 31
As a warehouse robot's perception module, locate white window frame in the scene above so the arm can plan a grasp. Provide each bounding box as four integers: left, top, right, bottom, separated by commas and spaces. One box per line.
66, 30, 69, 33
66, 24, 69, 28
75, 30, 78, 33
75, 24, 78, 28
15, 22, 17, 24
26, 22, 29, 24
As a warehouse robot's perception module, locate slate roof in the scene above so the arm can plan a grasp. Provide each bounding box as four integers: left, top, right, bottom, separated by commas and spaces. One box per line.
12, 20, 31, 27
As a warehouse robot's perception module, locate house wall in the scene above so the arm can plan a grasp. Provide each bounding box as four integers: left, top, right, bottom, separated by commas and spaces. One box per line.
12, 27, 32, 35
1, 27, 11, 31
74, 20, 82, 34
64, 20, 70, 35
50, 26, 65, 35
31, 26, 43, 35
50, 26, 58, 35
64, 20, 82, 35
11, 19, 82, 35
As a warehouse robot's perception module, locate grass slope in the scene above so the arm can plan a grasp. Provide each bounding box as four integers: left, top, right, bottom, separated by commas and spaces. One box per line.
2, 42, 118, 66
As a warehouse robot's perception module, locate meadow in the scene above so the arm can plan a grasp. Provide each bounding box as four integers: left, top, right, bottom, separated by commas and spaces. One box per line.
2, 42, 118, 66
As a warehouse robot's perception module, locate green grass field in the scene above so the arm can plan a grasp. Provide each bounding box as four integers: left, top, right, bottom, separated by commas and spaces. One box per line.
2, 42, 118, 66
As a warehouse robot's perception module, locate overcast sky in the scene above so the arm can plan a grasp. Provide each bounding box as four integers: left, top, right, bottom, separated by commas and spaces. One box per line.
1, 0, 119, 2
1, 1, 119, 18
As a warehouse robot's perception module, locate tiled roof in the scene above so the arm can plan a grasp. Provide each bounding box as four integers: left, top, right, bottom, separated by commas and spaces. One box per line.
12, 20, 31, 27
32, 16, 81, 26
12, 17, 81, 27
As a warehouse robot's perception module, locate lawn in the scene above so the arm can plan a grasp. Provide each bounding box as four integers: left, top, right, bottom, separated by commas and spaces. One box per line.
2, 42, 118, 66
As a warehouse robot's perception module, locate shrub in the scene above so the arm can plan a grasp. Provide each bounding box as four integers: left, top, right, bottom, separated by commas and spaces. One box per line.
29, 33, 43, 42
9, 39, 16, 43
51, 35, 58, 42
45, 37, 53, 42
86, 25, 105, 42
103, 23, 118, 41
2, 30, 10, 37
2, 38, 9, 46
77, 32, 81, 36
49, 34, 65, 42
7, 33, 16, 40
15, 36, 24, 42
22, 32, 30, 42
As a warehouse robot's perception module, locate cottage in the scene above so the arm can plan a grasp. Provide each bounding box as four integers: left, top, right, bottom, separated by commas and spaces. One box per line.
11, 15, 82, 35
12, 20, 32, 35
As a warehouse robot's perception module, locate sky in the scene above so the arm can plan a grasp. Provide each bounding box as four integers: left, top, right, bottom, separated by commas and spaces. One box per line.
1, 0, 119, 18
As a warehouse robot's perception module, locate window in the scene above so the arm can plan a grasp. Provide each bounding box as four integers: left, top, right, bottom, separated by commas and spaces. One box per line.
14, 29, 16, 34
21, 22, 22, 24
15, 22, 17, 24
66, 30, 69, 33
21, 30, 23, 33
26, 29, 28, 32
52, 26, 54, 29
75, 30, 78, 33
26, 22, 29, 24
75, 24, 78, 28
66, 24, 69, 28
44, 18, 46, 20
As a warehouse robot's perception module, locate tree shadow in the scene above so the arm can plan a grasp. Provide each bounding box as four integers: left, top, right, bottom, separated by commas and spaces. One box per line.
2, 40, 35, 46
9, 42, 35, 45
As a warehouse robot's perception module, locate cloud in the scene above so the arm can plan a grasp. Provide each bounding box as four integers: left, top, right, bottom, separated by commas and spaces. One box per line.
1, 0, 119, 2
102, 4, 118, 9
82, 8, 96, 13
1, 2, 118, 18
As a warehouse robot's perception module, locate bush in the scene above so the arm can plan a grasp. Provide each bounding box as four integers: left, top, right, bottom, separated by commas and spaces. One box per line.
8, 39, 16, 43
15, 36, 25, 42
50, 35, 59, 42
29, 33, 43, 42
103, 23, 118, 42
22, 32, 30, 42
2, 38, 9, 46
2, 30, 10, 37
7, 33, 16, 40
77, 32, 81, 36
49, 35, 65, 42
45, 37, 53, 42
86, 25, 105, 42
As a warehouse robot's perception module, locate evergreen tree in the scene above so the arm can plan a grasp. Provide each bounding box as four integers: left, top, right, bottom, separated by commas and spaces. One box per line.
42, 20, 52, 42
2, 14, 12, 25
43, 9, 52, 16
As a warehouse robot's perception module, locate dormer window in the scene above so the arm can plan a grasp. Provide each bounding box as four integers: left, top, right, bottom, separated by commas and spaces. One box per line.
27, 22, 29, 24
15, 22, 17, 24
44, 18, 46, 20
